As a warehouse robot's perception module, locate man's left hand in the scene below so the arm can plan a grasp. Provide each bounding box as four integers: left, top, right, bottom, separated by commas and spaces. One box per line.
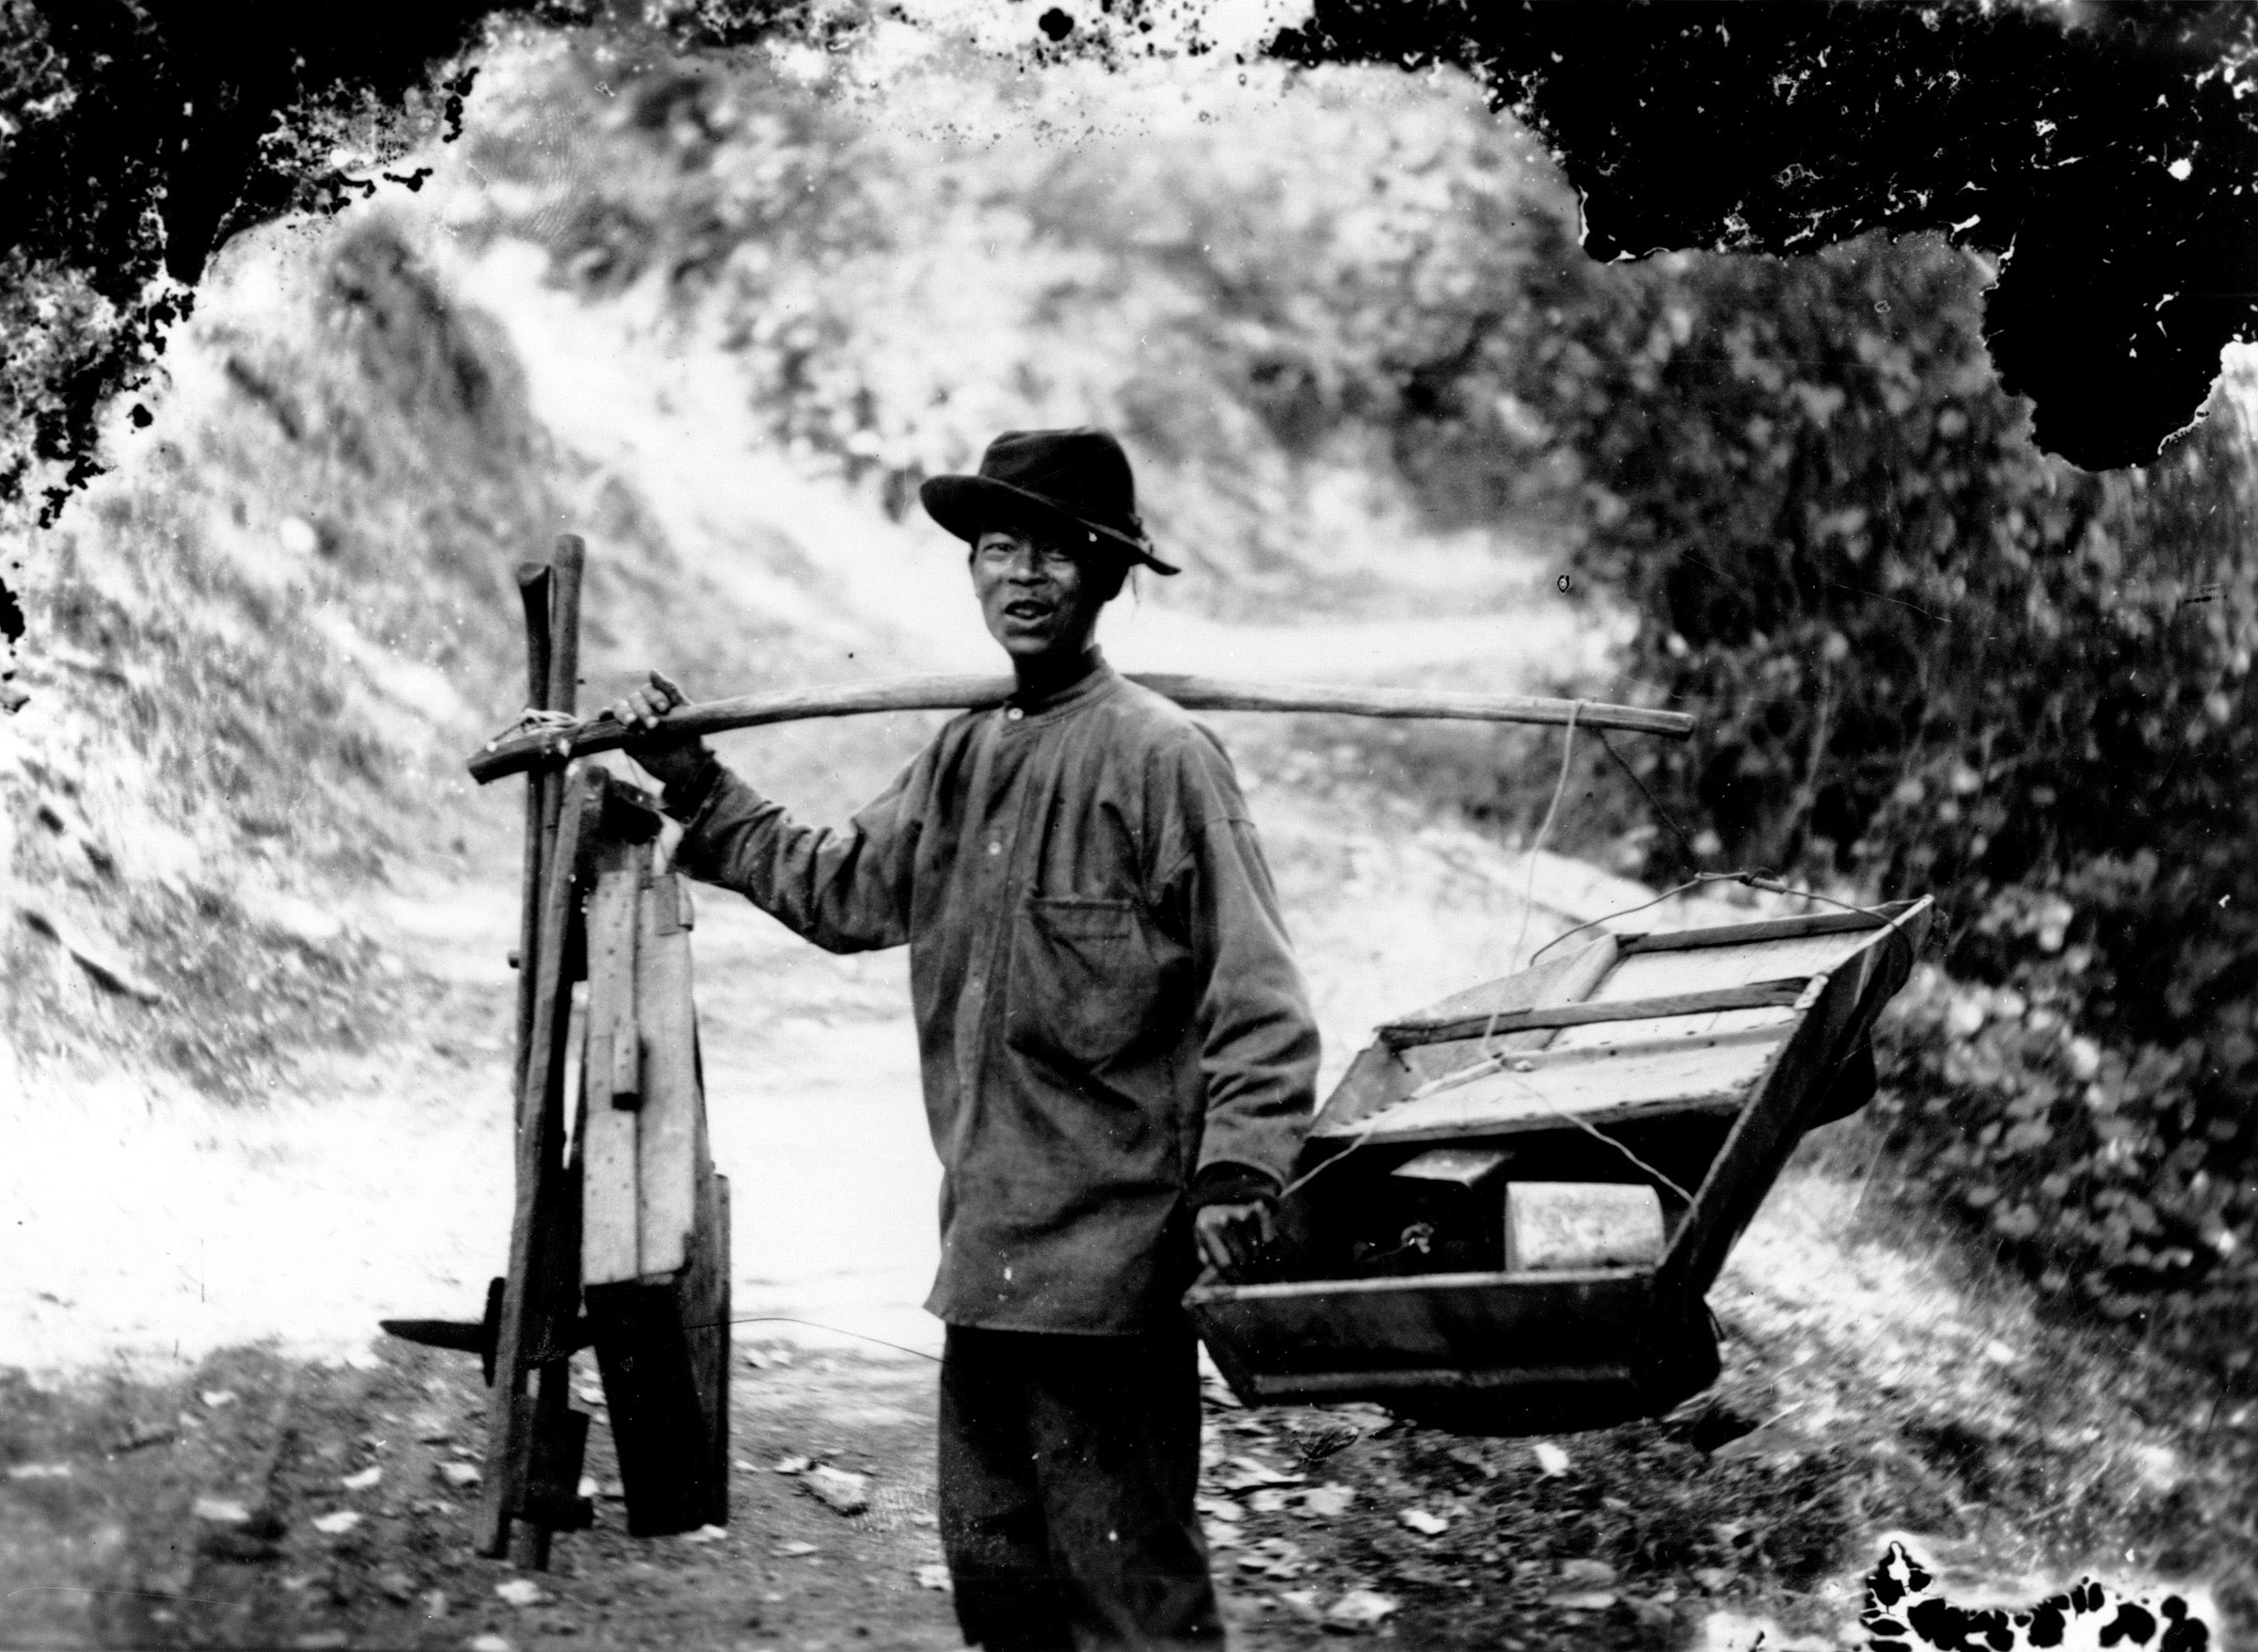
1194, 1200, 1276, 1280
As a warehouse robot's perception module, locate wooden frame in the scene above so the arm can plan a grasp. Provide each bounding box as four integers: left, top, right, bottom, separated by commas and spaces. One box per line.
384, 538, 732, 1566
1375, 977, 1813, 1049
1186, 897, 1932, 1427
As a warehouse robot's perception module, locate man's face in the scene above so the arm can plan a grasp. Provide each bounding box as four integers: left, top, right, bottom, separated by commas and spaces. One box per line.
971, 525, 1117, 665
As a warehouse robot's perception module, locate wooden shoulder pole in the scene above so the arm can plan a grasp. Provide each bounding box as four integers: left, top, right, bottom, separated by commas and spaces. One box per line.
467, 673, 1694, 786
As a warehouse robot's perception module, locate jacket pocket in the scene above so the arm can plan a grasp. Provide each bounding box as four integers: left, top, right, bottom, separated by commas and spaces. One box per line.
1006, 896, 1157, 1072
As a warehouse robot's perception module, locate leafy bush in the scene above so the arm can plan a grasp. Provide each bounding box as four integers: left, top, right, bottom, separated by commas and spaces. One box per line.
1392, 227, 2258, 1381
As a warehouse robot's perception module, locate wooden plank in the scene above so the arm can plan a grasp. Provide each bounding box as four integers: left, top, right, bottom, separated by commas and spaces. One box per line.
1654, 897, 1932, 1302
582, 1173, 723, 1534
1315, 1027, 1784, 1144
1377, 977, 1810, 1049
1396, 936, 1620, 1087
469, 675, 1694, 783
1551, 922, 1904, 1050
516, 542, 580, 1372
1394, 938, 1614, 1030
1338, 1089, 1747, 1150
546, 535, 584, 719
585, 1165, 729, 1536
531, 536, 585, 996
585, 1279, 718, 1537
1596, 931, 1877, 994
1445, 1020, 1787, 1078
1614, 903, 1916, 957
1247, 1363, 1635, 1399
513, 1365, 591, 1568
687, 1169, 731, 1530
1311, 938, 1618, 1136
585, 853, 641, 1111
1186, 1263, 1646, 1303
511, 563, 553, 1101
475, 768, 596, 1557
1549, 944, 1807, 1048
523, 1130, 585, 1368
654, 872, 692, 936
635, 870, 703, 1281
1185, 1267, 1650, 1375
584, 867, 731, 1537
579, 865, 644, 1290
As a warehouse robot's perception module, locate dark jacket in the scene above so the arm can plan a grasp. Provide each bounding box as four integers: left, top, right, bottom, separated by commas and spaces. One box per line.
666, 659, 1318, 1332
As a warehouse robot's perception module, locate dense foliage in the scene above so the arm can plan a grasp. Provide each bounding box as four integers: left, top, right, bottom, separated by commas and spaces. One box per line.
1279, 0, 2258, 472
10, 0, 2257, 547
1409, 230, 2258, 1380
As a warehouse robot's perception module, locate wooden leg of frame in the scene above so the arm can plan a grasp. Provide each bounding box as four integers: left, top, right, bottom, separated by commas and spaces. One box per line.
475, 773, 596, 1557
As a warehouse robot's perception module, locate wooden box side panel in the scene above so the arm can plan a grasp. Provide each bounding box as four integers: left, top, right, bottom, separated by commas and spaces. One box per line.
580, 864, 644, 1288
1329, 1033, 1773, 1146
636, 877, 703, 1280
1185, 1269, 1651, 1379
586, 1164, 731, 1538
1311, 937, 1617, 1136
1656, 899, 1931, 1299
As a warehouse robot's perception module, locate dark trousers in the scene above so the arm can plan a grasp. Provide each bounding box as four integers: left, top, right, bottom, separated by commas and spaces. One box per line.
939, 1326, 1225, 1651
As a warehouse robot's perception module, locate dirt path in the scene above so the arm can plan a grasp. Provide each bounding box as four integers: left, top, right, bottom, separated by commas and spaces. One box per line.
11, 767, 2257, 1651
12, 1142, 2249, 1652
12, 780, 2257, 1649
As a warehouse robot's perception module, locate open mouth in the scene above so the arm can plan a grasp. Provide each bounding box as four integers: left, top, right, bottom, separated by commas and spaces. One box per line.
1003, 600, 1050, 622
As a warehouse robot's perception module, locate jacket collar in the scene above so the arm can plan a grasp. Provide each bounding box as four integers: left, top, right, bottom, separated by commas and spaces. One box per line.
1006, 651, 1120, 723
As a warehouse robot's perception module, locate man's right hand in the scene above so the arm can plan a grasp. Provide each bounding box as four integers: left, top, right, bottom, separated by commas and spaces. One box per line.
607, 669, 710, 792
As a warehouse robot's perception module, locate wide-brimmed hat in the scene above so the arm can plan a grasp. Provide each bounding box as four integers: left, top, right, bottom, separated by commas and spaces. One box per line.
919, 427, 1178, 576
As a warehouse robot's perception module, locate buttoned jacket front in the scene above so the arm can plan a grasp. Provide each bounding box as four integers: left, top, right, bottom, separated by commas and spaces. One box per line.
666, 660, 1318, 1333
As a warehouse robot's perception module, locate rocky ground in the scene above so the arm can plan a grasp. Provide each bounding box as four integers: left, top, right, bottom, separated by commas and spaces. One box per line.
8, 1135, 2253, 1652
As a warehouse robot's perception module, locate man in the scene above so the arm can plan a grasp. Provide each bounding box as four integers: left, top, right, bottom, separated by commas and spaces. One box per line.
611, 427, 1318, 1650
